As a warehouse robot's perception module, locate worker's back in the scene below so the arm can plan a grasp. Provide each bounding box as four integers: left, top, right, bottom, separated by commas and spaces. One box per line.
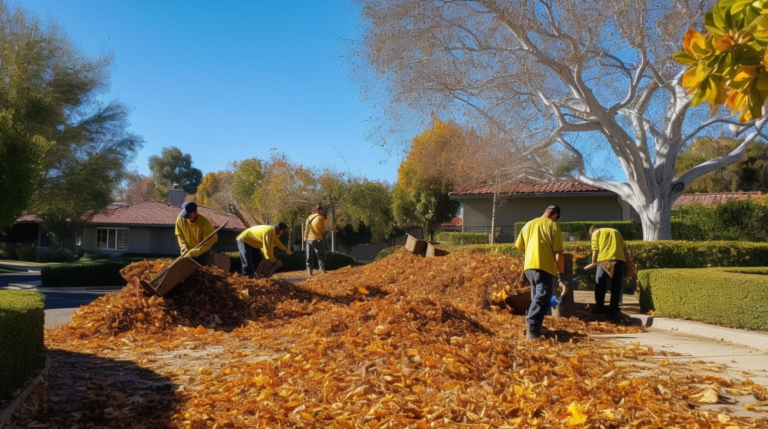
515, 217, 563, 275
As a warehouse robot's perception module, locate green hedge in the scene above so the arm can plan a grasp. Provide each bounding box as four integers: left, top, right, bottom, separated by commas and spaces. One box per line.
374, 246, 400, 261
435, 232, 494, 245
459, 241, 768, 293
225, 251, 355, 274
514, 221, 644, 241
0, 290, 45, 400
637, 267, 768, 331
41, 258, 142, 287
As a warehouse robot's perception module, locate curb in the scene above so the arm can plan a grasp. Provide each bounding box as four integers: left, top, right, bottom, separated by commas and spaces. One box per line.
629, 314, 768, 352
0, 354, 50, 424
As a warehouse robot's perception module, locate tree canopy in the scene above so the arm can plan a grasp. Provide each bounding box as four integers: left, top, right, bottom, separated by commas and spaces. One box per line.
392, 120, 461, 240
148, 146, 203, 199
0, 2, 141, 230
353, 0, 768, 240
676, 136, 768, 192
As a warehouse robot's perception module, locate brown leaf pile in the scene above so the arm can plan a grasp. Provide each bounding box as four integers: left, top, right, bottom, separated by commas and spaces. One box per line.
6, 249, 767, 428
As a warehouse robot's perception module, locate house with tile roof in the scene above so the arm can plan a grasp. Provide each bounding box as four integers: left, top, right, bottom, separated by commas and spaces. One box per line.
7, 188, 248, 256
448, 180, 639, 242
671, 191, 763, 209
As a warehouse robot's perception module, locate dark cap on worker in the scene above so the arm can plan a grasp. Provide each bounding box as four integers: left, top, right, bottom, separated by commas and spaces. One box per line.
275, 221, 289, 231
546, 204, 561, 217
179, 201, 198, 218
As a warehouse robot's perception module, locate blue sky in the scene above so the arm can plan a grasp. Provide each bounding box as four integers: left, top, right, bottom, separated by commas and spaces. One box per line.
20, 0, 399, 182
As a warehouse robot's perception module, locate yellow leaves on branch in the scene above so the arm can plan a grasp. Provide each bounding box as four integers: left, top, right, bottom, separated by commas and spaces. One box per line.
675, 0, 768, 121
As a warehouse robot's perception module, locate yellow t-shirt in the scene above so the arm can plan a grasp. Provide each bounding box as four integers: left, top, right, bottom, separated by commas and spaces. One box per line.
237, 225, 288, 262
175, 213, 217, 257
591, 228, 626, 262
515, 217, 563, 276
304, 214, 327, 241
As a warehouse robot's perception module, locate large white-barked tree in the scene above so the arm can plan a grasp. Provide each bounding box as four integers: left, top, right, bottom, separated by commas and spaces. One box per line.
353, 0, 768, 240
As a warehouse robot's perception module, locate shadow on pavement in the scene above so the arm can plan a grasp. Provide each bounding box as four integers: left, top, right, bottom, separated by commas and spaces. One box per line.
4, 349, 178, 428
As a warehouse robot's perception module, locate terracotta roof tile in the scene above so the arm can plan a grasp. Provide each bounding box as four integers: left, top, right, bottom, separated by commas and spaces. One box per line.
450, 180, 605, 196
672, 192, 763, 209
440, 217, 463, 227
16, 202, 248, 230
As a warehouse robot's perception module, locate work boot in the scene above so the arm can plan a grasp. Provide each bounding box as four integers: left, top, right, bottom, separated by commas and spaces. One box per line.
525, 324, 541, 341
306, 267, 312, 278
319, 265, 326, 275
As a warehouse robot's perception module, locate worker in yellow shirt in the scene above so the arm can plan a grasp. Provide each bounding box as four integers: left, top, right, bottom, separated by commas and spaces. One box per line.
303, 206, 327, 277
586, 226, 630, 319
236, 222, 292, 278
175, 201, 217, 266
515, 205, 567, 340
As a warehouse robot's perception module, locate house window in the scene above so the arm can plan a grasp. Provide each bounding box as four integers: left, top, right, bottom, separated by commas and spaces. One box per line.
96, 228, 129, 250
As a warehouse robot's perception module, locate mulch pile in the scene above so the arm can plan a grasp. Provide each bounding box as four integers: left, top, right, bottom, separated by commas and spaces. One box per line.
5, 249, 766, 428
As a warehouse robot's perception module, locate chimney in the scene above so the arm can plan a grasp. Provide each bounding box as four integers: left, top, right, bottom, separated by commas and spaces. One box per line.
169, 183, 186, 207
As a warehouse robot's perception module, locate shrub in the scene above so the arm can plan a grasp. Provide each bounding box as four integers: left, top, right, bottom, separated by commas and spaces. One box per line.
225, 251, 355, 274
119, 252, 178, 259
637, 267, 768, 331
38, 248, 77, 263
0, 242, 15, 259
672, 198, 768, 241
0, 290, 45, 400
41, 258, 142, 287
513, 220, 643, 241
460, 241, 768, 293
14, 243, 37, 262
79, 251, 112, 261
435, 232, 494, 245
374, 246, 400, 261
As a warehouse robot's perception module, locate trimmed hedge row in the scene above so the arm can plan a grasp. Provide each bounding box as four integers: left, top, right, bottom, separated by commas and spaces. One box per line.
434, 232, 493, 245
0, 290, 45, 400
511, 219, 733, 241
41, 258, 142, 287
514, 220, 643, 241
457, 241, 768, 292
637, 267, 768, 331
225, 251, 356, 274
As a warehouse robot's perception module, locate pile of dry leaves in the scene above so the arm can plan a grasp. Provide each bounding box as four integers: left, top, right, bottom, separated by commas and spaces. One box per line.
4, 249, 766, 428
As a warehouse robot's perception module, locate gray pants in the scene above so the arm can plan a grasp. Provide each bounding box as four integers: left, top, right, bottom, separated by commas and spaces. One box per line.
305, 240, 326, 269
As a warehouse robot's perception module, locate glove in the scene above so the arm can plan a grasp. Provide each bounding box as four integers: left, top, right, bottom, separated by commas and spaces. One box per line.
558, 273, 567, 284
584, 263, 597, 270
270, 257, 277, 264
286, 249, 293, 256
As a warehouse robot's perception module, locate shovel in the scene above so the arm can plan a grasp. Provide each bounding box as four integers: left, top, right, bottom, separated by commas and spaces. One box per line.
137, 217, 231, 296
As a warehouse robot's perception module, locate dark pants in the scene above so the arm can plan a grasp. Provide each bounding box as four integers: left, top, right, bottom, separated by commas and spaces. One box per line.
191, 251, 212, 267
237, 239, 264, 277
595, 261, 625, 313
305, 240, 327, 269
525, 269, 553, 329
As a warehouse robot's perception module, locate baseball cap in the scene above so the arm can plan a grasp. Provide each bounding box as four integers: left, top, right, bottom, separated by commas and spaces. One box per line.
179, 201, 198, 218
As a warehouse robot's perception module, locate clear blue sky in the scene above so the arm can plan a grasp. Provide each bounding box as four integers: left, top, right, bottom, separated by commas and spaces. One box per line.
20, 0, 399, 182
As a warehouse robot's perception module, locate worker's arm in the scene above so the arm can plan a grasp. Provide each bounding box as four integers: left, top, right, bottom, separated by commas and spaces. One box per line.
591, 250, 599, 264
261, 229, 278, 263
175, 219, 189, 255
555, 251, 565, 276
515, 231, 525, 253
188, 219, 218, 257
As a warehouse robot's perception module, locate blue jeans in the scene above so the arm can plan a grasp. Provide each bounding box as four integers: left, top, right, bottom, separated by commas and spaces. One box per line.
525, 269, 554, 329
237, 239, 264, 277
305, 240, 326, 269
595, 261, 625, 312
